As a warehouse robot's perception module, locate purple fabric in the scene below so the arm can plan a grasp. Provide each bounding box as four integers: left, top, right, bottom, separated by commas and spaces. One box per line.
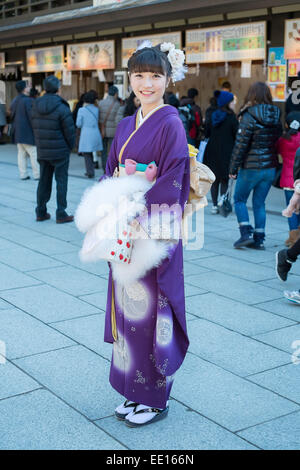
103, 105, 190, 408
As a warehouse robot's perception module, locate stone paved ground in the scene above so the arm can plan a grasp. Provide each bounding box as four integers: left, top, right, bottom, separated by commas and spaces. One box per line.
0, 145, 300, 450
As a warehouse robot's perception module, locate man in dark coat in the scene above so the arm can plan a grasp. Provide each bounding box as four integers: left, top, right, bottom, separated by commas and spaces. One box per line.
31, 75, 75, 223
10, 80, 40, 180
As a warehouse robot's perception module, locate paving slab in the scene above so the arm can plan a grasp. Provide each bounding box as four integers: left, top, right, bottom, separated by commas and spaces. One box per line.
95, 399, 257, 450
0, 263, 41, 291
0, 284, 101, 323
187, 318, 291, 376
253, 325, 300, 354
258, 275, 300, 293
205, 240, 277, 263
185, 292, 295, 336
247, 363, 300, 404
0, 245, 64, 271
237, 411, 300, 450
79, 291, 108, 311
186, 271, 282, 305
255, 298, 300, 322
171, 353, 299, 432
0, 389, 126, 450
0, 308, 75, 359
13, 345, 123, 420
18, 235, 79, 256
194, 255, 277, 282
51, 314, 112, 361
27, 265, 108, 296
52, 252, 110, 277
0, 359, 41, 400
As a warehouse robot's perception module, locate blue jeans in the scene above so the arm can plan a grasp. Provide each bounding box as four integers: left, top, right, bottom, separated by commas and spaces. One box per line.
234, 168, 276, 231
285, 190, 300, 230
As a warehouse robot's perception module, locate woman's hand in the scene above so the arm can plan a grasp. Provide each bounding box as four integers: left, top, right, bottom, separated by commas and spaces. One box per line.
229, 174, 237, 179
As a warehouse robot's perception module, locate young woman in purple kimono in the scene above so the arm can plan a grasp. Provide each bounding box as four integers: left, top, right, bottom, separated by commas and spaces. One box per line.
103, 43, 190, 427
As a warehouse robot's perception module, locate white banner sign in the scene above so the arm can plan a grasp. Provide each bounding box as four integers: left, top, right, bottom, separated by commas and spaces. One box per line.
67, 41, 115, 70
26, 46, 64, 73
186, 22, 266, 64
122, 32, 181, 68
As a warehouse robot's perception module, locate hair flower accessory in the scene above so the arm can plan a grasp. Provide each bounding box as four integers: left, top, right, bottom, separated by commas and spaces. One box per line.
160, 42, 187, 83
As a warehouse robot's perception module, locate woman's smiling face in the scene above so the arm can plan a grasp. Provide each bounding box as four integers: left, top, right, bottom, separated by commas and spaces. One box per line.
129, 71, 169, 111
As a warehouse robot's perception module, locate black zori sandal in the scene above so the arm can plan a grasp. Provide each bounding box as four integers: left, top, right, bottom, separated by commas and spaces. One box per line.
114, 400, 140, 420
125, 405, 169, 427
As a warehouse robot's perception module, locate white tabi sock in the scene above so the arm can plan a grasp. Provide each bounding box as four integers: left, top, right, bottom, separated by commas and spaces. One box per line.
125, 401, 169, 425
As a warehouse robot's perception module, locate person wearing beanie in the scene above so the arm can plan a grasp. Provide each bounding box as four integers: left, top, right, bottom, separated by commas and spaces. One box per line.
276, 111, 300, 247
98, 84, 124, 171
203, 90, 238, 213
9, 80, 40, 180
31, 75, 75, 223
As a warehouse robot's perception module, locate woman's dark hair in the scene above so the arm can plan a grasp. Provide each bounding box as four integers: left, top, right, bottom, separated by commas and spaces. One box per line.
282, 111, 300, 140
167, 93, 179, 109
127, 45, 172, 77
124, 91, 139, 117
83, 90, 98, 104
243, 81, 273, 107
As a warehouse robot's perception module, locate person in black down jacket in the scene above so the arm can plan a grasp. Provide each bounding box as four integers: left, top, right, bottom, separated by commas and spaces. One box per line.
203, 90, 238, 213
31, 75, 76, 223
229, 82, 282, 250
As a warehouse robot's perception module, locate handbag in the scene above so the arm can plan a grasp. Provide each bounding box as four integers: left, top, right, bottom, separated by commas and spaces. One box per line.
217, 179, 234, 217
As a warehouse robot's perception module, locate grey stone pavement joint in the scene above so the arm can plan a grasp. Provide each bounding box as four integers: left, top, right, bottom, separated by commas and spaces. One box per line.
0, 147, 300, 450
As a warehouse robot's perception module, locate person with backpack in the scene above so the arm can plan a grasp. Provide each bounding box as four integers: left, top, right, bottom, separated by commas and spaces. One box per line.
203, 90, 238, 214
229, 82, 282, 250
76, 90, 103, 179
179, 88, 202, 145
276, 112, 300, 247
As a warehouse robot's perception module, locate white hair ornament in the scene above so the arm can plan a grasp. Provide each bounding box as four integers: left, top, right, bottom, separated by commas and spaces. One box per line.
135, 40, 187, 83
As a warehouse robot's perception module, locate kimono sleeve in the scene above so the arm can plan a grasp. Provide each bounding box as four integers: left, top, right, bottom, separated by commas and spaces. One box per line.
137, 115, 190, 241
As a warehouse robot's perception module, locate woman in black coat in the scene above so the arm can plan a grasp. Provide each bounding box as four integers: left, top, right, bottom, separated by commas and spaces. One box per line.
229, 82, 282, 250
203, 90, 238, 214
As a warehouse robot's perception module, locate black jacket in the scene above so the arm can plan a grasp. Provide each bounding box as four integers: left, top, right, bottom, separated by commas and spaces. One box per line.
10, 94, 35, 146
203, 112, 239, 179
31, 93, 75, 160
229, 104, 282, 175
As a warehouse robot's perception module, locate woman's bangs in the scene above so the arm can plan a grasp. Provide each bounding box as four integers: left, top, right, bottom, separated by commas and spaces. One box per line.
129, 51, 166, 75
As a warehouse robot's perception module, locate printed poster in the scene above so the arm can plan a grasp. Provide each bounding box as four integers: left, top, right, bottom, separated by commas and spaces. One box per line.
186, 22, 266, 64
67, 41, 115, 70
269, 84, 285, 102
288, 59, 300, 77
284, 19, 300, 60
267, 47, 286, 101
26, 46, 64, 73
122, 32, 181, 68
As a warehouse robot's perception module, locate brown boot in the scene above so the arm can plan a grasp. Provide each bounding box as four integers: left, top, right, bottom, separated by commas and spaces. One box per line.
285, 229, 300, 248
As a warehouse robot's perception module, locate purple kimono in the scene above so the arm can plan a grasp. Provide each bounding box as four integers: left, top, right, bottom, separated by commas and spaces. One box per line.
103, 105, 190, 409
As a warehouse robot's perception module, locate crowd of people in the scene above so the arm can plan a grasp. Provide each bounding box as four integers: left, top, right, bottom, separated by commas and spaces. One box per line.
3, 72, 300, 303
